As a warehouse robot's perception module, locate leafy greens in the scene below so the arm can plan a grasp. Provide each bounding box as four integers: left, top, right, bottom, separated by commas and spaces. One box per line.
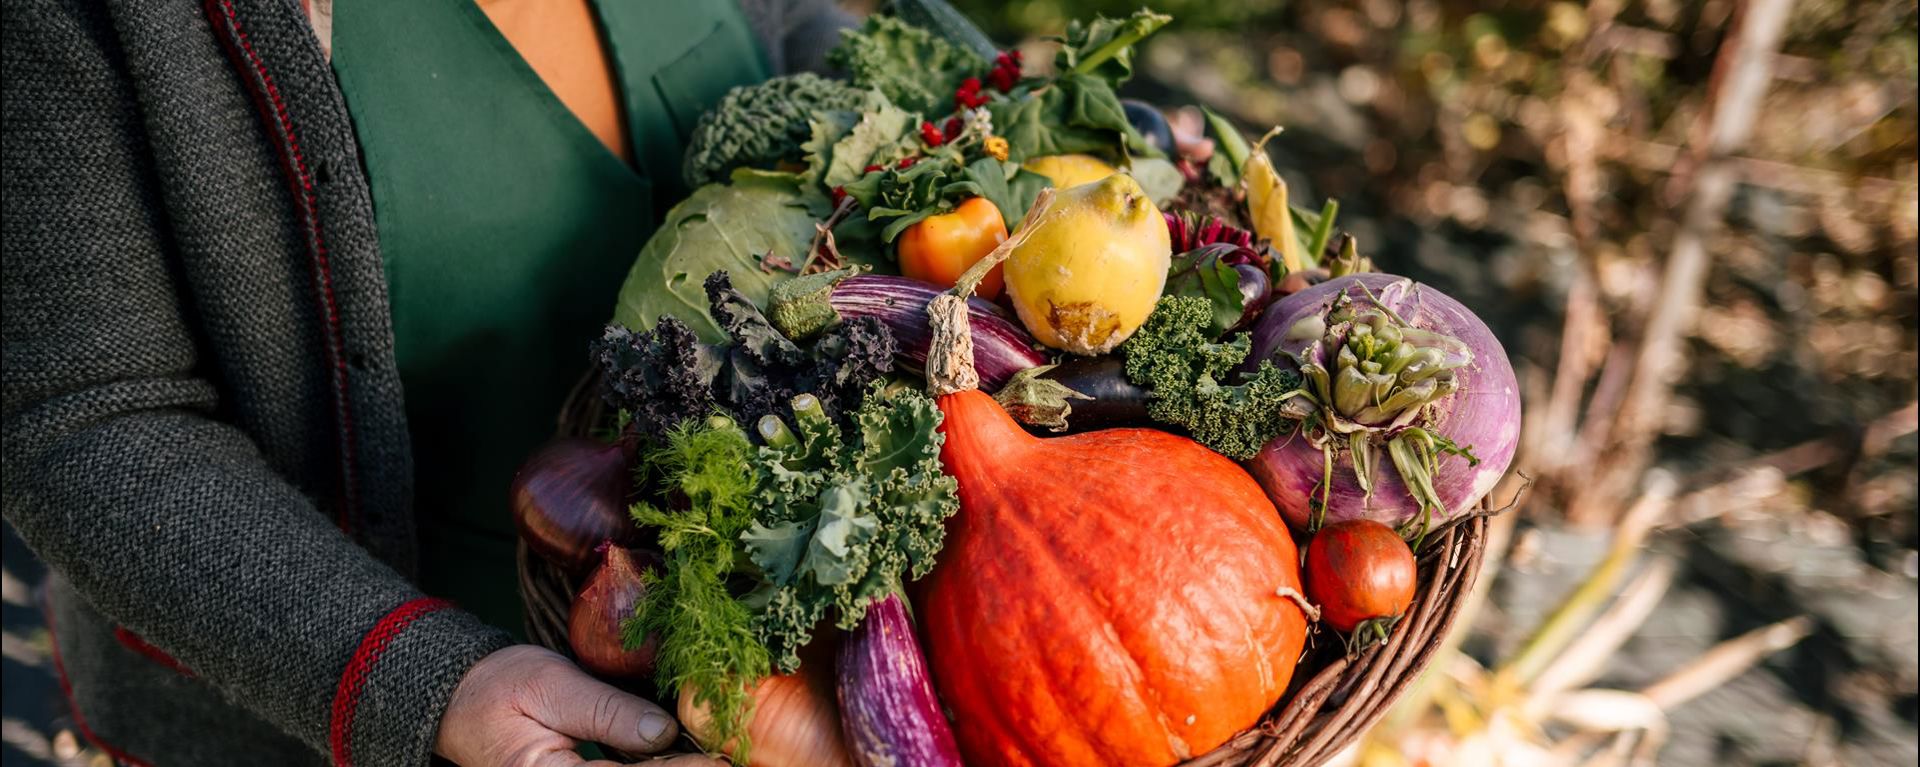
622, 385, 959, 759
681, 74, 872, 188
595, 272, 896, 440
626, 419, 767, 763
828, 14, 985, 115
741, 384, 958, 672
1122, 296, 1302, 460
609, 171, 822, 342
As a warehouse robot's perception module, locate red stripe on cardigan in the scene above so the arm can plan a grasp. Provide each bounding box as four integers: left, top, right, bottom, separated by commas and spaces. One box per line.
327, 598, 453, 767
202, 0, 361, 536
112, 626, 196, 678
43, 601, 158, 767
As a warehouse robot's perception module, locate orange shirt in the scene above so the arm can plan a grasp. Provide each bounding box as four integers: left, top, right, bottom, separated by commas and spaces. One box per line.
476, 0, 630, 163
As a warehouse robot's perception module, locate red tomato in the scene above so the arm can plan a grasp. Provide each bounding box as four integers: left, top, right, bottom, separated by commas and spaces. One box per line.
896, 197, 1008, 300
1304, 519, 1417, 640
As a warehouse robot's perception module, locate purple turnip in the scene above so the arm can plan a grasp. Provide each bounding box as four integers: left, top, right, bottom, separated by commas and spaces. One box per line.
1244, 273, 1519, 540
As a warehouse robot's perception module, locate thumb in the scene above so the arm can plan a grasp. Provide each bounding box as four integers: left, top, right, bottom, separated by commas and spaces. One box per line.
526, 666, 680, 755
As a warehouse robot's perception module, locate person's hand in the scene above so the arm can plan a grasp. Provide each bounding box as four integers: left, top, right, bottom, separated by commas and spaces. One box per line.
435, 645, 721, 767
1169, 106, 1217, 163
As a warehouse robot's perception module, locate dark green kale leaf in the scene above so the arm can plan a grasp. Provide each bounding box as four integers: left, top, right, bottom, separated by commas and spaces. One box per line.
593, 318, 725, 442
682, 73, 872, 188
1121, 296, 1303, 460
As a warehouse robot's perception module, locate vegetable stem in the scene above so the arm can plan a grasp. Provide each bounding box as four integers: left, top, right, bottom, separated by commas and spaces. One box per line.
791, 394, 829, 430
928, 188, 1058, 396
1064, 11, 1171, 77
758, 415, 798, 449
1305, 199, 1339, 264
1200, 106, 1251, 175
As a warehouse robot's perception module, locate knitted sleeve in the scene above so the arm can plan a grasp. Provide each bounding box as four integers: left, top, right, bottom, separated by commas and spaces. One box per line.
0, 2, 509, 765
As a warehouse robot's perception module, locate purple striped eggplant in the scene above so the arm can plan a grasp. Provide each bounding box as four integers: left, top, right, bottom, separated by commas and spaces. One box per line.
836, 593, 963, 767
769, 269, 1048, 391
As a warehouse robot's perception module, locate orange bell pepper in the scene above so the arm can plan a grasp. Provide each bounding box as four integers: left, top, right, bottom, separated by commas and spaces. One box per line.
896, 197, 1009, 300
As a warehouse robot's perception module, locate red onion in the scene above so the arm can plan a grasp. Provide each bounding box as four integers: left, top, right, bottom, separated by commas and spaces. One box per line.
510, 436, 641, 573
568, 543, 661, 681
1245, 274, 1519, 536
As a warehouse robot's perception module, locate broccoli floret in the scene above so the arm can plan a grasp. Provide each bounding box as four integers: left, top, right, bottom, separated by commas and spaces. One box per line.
682, 74, 870, 188
1121, 296, 1302, 460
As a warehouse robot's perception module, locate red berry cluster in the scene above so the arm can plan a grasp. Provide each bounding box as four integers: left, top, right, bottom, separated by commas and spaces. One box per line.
919, 121, 946, 147
954, 76, 990, 110
988, 50, 1023, 92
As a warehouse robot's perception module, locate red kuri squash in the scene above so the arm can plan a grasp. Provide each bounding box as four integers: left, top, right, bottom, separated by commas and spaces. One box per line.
919, 390, 1309, 766
912, 198, 1310, 766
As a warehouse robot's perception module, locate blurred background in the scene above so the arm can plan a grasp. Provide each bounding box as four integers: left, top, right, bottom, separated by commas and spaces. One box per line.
939, 0, 1917, 765
4, 1, 1914, 765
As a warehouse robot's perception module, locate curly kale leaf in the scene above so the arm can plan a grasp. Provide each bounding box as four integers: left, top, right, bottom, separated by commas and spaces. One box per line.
839, 156, 985, 242
828, 14, 986, 115
593, 318, 725, 441
741, 384, 958, 672
1121, 296, 1303, 460
682, 73, 871, 188
595, 272, 897, 439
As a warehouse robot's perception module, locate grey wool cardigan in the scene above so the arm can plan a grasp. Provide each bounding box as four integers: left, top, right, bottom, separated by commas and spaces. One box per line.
0, 0, 845, 765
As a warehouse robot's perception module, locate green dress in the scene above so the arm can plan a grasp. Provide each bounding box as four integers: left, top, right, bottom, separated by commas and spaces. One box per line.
331, 0, 769, 634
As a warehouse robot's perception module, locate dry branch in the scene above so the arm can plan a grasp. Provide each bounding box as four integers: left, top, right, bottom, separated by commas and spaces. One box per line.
1570, 0, 1797, 525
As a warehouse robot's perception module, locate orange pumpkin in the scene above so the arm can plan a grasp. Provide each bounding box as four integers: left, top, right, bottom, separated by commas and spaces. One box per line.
919, 389, 1310, 767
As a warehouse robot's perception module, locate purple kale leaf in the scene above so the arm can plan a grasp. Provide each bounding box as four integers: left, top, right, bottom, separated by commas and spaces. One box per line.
592, 317, 727, 440
594, 271, 898, 439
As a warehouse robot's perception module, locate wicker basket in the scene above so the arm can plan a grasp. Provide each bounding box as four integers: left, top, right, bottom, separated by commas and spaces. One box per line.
518, 374, 1491, 766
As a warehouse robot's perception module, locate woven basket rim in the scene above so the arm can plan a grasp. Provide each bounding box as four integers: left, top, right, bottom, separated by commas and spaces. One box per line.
518, 373, 1491, 767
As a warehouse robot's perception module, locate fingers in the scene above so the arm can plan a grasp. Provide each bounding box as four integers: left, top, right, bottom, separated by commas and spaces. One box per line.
637, 756, 728, 767
525, 665, 680, 755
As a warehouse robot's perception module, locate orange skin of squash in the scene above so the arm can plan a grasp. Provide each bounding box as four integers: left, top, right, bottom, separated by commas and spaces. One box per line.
919, 390, 1310, 767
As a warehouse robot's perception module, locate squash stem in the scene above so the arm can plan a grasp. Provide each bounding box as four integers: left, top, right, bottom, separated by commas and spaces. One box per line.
928, 189, 1058, 396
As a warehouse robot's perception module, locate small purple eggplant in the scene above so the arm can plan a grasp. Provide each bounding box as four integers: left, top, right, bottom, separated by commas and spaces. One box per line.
836, 593, 964, 767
